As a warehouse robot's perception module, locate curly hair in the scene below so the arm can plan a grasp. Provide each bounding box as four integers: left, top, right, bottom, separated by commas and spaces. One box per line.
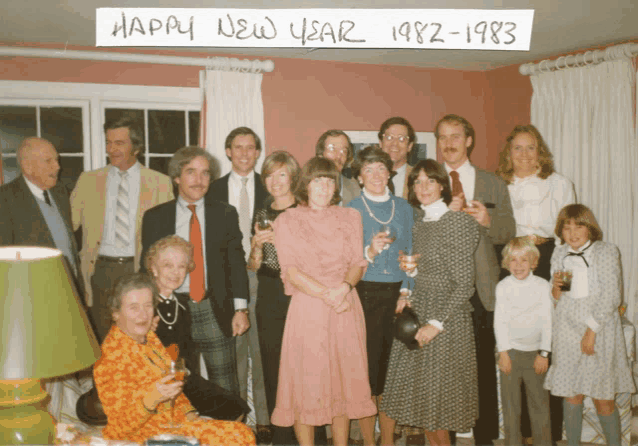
108, 273, 158, 317
496, 125, 555, 184
144, 235, 195, 274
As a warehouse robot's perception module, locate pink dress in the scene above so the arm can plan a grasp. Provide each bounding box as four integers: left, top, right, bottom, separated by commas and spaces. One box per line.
271, 206, 377, 427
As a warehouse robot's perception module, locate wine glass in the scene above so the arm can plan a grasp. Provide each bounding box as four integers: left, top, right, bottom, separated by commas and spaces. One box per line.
162, 357, 187, 429
380, 225, 397, 274
257, 214, 272, 231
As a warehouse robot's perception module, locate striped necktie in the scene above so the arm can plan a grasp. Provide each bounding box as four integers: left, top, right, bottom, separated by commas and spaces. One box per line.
115, 171, 130, 250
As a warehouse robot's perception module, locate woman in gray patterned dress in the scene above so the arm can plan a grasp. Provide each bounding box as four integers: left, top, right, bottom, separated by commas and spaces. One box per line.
380, 160, 479, 446
545, 204, 635, 446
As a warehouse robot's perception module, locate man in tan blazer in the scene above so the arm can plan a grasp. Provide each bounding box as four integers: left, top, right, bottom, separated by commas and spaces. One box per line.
315, 129, 361, 206
71, 117, 173, 342
378, 117, 415, 199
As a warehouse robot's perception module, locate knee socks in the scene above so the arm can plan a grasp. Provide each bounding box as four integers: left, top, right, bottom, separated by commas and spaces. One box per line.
563, 400, 583, 446
597, 409, 621, 446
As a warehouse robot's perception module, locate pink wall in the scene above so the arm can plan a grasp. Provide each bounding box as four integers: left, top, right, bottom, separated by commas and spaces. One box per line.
0, 42, 534, 172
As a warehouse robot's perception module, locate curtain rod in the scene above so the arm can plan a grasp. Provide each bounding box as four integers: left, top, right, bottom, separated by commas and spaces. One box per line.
0, 46, 275, 73
519, 43, 637, 76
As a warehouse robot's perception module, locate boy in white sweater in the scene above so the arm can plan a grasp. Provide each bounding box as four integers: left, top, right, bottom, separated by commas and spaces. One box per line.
495, 237, 552, 446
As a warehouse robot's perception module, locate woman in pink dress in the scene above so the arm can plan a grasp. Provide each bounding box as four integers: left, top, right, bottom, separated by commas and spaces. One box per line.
271, 157, 377, 446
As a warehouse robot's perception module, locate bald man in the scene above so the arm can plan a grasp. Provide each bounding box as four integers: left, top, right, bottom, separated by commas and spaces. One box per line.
0, 137, 81, 278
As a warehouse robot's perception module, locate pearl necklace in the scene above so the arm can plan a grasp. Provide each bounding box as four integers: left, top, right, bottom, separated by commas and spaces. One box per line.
157, 295, 179, 327
361, 194, 395, 225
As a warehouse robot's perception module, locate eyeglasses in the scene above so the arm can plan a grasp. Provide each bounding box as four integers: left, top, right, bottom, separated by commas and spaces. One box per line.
383, 134, 410, 143
325, 144, 349, 156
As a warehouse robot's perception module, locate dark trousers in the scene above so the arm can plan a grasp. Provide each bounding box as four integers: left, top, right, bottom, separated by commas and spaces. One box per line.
452, 292, 499, 445
90, 256, 134, 343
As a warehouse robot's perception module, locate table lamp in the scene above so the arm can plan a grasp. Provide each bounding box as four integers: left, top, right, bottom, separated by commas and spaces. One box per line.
0, 247, 101, 445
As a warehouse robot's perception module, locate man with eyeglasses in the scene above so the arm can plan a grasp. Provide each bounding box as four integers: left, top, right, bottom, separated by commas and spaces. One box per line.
315, 129, 361, 205
378, 117, 416, 199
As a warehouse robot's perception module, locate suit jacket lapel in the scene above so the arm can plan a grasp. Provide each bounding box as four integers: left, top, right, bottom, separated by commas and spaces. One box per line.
17, 176, 55, 247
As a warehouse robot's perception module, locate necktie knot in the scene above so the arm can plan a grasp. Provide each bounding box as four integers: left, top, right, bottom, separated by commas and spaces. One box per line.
449, 171, 459, 180
119, 170, 128, 179
187, 204, 197, 214
241, 177, 249, 187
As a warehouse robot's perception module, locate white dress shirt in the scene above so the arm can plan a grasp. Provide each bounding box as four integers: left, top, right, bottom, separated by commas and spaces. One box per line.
99, 162, 141, 257
24, 176, 50, 203
392, 163, 407, 198
508, 172, 575, 239
494, 273, 552, 352
227, 170, 256, 220
174, 195, 247, 310
444, 159, 476, 201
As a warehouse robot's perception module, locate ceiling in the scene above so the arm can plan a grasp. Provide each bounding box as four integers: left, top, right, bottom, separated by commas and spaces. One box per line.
1, 0, 636, 71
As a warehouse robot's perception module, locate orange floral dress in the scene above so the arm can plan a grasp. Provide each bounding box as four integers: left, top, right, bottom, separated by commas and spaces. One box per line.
94, 326, 255, 445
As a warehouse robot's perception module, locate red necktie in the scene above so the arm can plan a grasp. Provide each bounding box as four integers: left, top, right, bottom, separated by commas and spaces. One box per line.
187, 205, 205, 303
449, 171, 467, 208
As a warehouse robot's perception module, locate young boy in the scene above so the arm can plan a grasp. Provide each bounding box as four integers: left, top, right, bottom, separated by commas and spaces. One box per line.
494, 237, 553, 446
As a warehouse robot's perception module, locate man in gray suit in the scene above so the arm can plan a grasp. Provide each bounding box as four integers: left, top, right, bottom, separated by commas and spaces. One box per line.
437, 114, 515, 446
316, 129, 361, 205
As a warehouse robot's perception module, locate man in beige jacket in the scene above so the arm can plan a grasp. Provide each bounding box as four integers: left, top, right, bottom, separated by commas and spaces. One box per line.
71, 117, 173, 342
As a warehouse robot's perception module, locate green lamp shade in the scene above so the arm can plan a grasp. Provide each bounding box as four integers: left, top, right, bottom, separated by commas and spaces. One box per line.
0, 247, 101, 380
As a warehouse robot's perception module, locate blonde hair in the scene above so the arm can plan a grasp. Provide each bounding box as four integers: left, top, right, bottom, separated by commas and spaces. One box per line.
144, 235, 195, 274
501, 237, 540, 270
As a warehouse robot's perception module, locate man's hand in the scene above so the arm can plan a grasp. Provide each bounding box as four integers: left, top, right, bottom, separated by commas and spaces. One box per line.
448, 193, 466, 212
232, 311, 250, 336
465, 200, 491, 227
498, 351, 512, 375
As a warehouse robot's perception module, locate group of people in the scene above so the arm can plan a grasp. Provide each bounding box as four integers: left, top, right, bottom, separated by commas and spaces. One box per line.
0, 112, 634, 446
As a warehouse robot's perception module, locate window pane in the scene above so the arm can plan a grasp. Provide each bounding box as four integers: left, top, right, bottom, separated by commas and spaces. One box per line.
1, 156, 20, 184
149, 157, 171, 176
149, 110, 185, 155
58, 156, 84, 193
41, 107, 83, 154
0, 106, 37, 156
189, 111, 200, 146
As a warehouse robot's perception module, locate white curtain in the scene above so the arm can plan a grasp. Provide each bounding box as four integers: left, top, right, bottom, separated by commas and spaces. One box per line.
530, 50, 638, 356
199, 69, 266, 178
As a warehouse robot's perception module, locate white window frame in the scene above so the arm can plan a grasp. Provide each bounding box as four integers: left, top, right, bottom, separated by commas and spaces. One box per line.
0, 80, 201, 171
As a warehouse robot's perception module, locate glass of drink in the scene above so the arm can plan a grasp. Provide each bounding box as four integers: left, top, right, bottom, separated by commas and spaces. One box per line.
162, 357, 187, 429
558, 270, 573, 291
257, 215, 272, 231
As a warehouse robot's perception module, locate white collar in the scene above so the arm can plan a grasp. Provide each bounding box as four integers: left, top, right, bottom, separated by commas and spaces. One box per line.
177, 195, 205, 209
567, 240, 593, 254
110, 161, 141, 176
512, 169, 542, 184
362, 187, 391, 202
394, 163, 407, 174
510, 272, 535, 284
229, 169, 255, 184
444, 159, 473, 176
421, 199, 449, 221
23, 176, 47, 201
158, 293, 175, 302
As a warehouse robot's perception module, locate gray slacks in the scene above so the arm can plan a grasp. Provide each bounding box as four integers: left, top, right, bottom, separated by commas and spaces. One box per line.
500, 349, 552, 446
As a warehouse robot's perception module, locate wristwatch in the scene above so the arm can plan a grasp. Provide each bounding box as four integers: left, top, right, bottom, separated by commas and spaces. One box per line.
538, 350, 550, 358
235, 308, 249, 315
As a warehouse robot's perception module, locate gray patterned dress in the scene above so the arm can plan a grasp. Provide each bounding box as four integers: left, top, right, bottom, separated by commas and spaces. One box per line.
381, 209, 480, 431
544, 241, 636, 399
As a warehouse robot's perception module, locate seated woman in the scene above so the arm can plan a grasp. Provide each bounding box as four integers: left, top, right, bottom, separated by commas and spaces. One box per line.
94, 272, 255, 445
145, 235, 250, 421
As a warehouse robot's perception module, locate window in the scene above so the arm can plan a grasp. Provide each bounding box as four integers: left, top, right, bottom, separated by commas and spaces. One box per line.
0, 81, 201, 188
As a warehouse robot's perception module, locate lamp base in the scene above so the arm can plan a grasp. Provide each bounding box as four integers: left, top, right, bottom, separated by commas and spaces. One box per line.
0, 380, 55, 445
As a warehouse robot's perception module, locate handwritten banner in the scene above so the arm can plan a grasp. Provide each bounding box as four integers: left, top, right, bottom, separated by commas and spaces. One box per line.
96, 9, 534, 51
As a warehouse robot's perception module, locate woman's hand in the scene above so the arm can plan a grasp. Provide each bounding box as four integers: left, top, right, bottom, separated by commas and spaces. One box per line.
552, 272, 564, 301
498, 351, 512, 375
395, 295, 412, 313
581, 328, 596, 355
144, 375, 183, 410
322, 283, 350, 312
398, 251, 420, 274
368, 232, 393, 261
414, 324, 440, 347
252, 223, 275, 250
185, 411, 200, 422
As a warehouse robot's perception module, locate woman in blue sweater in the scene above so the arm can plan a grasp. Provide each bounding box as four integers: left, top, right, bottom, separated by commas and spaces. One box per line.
347, 146, 414, 446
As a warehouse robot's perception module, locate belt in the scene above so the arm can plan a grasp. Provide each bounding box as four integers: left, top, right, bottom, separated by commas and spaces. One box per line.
97, 255, 134, 263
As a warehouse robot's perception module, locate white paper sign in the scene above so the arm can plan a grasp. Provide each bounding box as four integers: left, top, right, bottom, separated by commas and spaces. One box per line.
96, 9, 534, 51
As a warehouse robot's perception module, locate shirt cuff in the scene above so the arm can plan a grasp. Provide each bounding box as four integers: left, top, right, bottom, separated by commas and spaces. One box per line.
428, 319, 443, 331
400, 288, 412, 298
364, 245, 374, 263
234, 298, 248, 310
406, 267, 418, 278
585, 316, 601, 333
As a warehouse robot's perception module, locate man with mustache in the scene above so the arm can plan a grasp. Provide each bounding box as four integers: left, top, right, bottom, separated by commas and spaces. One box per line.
315, 129, 360, 205
437, 114, 515, 446
71, 117, 173, 343
208, 127, 271, 442
141, 146, 250, 396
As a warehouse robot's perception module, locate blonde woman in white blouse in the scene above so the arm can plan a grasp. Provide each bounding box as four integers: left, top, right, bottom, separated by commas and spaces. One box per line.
496, 124, 576, 281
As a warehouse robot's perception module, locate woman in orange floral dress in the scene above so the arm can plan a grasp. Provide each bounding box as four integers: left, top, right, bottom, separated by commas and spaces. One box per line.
94, 273, 255, 446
